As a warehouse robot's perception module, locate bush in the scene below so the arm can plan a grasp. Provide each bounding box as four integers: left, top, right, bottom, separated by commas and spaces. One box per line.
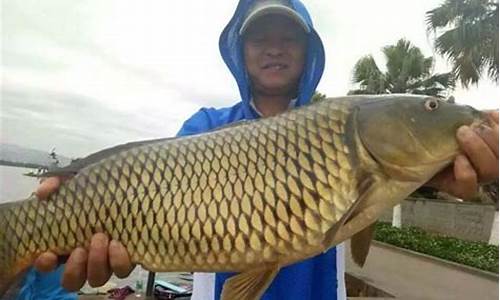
374, 222, 499, 273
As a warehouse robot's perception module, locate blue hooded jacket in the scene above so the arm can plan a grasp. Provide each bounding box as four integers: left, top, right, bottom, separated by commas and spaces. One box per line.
178, 0, 325, 131
18, 266, 77, 300
178, 1, 343, 300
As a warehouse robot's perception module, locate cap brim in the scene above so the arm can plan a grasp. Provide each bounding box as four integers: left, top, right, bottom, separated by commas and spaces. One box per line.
239, 5, 310, 35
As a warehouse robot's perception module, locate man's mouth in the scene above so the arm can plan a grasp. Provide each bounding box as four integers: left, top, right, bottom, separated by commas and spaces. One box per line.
262, 62, 288, 70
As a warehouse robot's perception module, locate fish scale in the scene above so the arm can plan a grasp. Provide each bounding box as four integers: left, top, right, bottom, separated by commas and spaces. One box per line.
1, 95, 483, 300
2, 98, 354, 274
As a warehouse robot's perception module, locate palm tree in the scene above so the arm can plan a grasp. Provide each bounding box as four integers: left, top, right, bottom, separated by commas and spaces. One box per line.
426, 0, 499, 87
349, 39, 455, 97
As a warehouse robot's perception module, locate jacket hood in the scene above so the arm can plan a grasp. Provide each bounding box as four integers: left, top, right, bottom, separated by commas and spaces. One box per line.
219, 0, 325, 119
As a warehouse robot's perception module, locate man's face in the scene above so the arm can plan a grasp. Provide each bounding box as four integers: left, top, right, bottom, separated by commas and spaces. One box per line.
243, 14, 307, 96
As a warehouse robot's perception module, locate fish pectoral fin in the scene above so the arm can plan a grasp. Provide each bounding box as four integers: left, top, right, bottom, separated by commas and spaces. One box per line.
325, 176, 421, 252
350, 222, 376, 267
322, 175, 376, 249
220, 264, 281, 300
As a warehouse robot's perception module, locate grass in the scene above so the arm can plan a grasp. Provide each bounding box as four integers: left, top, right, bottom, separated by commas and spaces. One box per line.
374, 222, 499, 273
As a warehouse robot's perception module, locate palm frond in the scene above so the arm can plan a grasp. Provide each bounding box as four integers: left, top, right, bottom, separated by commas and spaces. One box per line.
426, 0, 498, 86
350, 37, 456, 97
351, 55, 388, 94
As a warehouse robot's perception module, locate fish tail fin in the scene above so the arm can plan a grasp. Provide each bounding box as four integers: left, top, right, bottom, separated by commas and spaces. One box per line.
0, 200, 35, 298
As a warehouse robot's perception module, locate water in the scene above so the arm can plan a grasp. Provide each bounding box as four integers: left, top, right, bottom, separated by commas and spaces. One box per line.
0, 165, 40, 203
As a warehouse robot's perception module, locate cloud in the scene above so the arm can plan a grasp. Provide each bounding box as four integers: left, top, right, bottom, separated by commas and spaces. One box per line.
1, 73, 239, 156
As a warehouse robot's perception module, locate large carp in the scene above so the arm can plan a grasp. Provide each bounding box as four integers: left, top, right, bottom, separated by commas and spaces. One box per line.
0, 95, 486, 299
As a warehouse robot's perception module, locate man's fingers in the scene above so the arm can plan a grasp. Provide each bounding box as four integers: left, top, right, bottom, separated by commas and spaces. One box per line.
485, 110, 499, 124
35, 176, 72, 200
425, 165, 453, 190
457, 126, 498, 182
427, 156, 478, 199
451, 154, 478, 199
109, 240, 135, 278
36, 177, 62, 200
34, 252, 58, 273
87, 233, 112, 287
475, 124, 499, 158
478, 111, 499, 158
61, 248, 88, 292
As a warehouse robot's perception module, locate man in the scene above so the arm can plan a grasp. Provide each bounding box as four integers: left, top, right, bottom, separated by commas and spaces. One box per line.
26, 0, 499, 299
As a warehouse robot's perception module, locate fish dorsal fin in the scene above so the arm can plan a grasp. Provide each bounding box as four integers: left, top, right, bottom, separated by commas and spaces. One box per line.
40, 137, 176, 177
41, 119, 256, 178
221, 264, 281, 300
350, 222, 376, 267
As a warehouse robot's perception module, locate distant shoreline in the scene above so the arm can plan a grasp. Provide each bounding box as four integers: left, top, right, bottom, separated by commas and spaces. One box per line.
0, 160, 46, 170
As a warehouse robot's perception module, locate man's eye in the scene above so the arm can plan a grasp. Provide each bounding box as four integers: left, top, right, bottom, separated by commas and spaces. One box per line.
283, 35, 302, 43
250, 38, 266, 45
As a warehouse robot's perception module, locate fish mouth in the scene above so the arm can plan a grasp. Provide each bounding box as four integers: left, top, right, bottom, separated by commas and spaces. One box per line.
469, 116, 490, 130
261, 62, 289, 70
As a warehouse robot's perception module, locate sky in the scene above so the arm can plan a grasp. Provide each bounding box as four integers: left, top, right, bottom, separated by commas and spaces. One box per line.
2, 0, 499, 158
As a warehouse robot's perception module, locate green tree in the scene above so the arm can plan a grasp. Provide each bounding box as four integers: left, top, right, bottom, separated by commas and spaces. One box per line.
349, 39, 455, 97
426, 0, 499, 87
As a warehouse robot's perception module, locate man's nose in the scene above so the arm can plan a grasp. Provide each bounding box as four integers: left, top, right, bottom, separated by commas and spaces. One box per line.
265, 40, 285, 57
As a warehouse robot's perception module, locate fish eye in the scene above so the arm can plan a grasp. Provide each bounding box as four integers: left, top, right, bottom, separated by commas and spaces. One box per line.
424, 99, 440, 111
